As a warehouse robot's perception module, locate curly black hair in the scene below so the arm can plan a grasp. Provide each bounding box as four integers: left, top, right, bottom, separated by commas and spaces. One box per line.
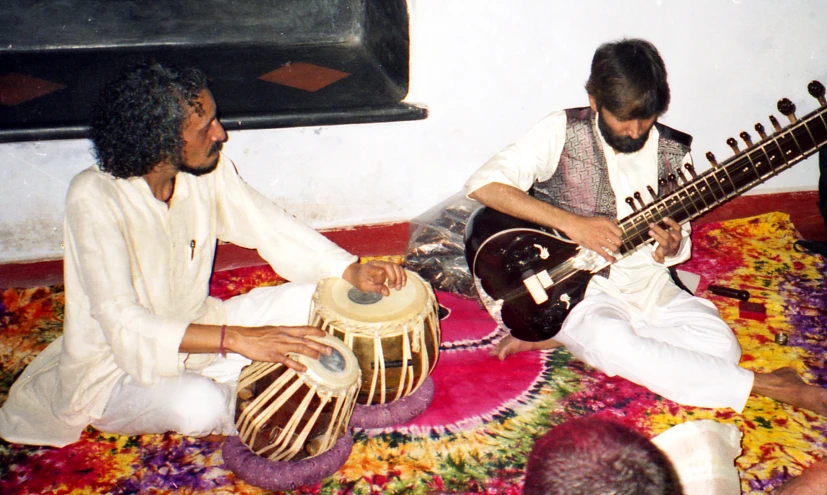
89, 61, 209, 179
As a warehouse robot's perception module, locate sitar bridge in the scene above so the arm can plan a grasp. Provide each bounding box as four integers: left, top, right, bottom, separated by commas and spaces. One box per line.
522, 271, 554, 304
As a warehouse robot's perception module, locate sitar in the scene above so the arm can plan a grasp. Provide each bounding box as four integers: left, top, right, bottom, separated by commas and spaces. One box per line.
464, 81, 827, 343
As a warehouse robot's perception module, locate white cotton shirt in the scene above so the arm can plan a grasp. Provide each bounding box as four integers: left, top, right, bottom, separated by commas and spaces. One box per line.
651, 420, 743, 495
465, 109, 693, 319
0, 154, 357, 446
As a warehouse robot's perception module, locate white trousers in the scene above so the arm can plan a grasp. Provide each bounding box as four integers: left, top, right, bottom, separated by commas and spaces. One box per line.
553, 289, 754, 412
91, 283, 317, 437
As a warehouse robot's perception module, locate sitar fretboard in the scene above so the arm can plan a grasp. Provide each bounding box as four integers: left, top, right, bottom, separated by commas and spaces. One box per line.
617, 102, 827, 254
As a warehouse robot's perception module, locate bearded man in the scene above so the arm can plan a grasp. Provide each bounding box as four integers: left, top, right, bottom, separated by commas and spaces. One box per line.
0, 62, 405, 446
465, 39, 827, 416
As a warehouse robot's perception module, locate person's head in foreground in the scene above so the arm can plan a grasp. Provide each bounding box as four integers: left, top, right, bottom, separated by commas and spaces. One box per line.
523, 417, 683, 495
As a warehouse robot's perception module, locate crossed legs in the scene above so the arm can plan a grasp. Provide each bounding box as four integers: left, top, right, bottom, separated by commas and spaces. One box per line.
92, 283, 318, 439
491, 290, 827, 415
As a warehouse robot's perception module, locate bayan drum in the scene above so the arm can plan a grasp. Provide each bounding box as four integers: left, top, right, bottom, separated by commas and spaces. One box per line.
310, 269, 441, 406
234, 334, 361, 462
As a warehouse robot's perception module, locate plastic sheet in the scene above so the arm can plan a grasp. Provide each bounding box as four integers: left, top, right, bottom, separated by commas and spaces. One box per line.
404, 192, 481, 298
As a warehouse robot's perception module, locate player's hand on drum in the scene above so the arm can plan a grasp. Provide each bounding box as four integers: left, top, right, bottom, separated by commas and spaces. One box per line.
228, 325, 332, 372
343, 260, 406, 296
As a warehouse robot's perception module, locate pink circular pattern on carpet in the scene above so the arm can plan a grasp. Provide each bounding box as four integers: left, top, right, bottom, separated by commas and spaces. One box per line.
391, 292, 547, 432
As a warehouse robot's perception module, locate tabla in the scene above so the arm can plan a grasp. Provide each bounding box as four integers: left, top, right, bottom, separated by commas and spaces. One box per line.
234, 334, 361, 462
310, 269, 441, 406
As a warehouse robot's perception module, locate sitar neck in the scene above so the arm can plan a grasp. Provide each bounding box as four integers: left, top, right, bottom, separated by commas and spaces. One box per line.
617, 86, 827, 255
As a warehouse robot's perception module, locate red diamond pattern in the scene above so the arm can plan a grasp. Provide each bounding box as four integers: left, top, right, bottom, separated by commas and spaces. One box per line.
0, 73, 66, 106
258, 62, 350, 92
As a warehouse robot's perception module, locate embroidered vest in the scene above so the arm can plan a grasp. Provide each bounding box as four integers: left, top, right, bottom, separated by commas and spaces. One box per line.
531, 107, 692, 278
531, 107, 692, 219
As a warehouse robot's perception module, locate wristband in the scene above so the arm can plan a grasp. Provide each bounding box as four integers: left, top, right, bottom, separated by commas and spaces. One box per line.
219, 324, 227, 357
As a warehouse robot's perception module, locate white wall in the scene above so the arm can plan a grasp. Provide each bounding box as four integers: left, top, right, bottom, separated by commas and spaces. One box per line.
2, 0, 826, 263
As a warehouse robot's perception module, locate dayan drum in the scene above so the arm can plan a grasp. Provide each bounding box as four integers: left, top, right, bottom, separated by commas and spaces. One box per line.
234, 334, 361, 462
310, 269, 441, 406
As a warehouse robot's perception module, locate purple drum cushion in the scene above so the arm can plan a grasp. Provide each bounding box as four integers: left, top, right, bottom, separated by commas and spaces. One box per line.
350, 376, 435, 430
222, 431, 353, 491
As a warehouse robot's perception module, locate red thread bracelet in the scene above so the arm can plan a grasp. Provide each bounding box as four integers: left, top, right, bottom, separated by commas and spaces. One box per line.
219, 324, 227, 357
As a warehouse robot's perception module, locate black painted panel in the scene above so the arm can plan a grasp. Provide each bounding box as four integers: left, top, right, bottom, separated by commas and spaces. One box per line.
0, 0, 425, 143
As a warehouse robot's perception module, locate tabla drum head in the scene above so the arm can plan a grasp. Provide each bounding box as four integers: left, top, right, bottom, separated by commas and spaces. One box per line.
291, 334, 361, 394
317, 271, 428, 325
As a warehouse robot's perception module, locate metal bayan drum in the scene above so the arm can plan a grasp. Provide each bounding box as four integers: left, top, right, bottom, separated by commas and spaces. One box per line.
234, 334, 361, 462
310, 269, 441, 406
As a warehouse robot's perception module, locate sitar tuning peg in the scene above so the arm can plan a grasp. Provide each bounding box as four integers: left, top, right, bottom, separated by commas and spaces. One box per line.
777, 98, 797, 124
808, 80, 826, 107
769, 115, 782, 132
754, 122, 767, 140
683, 163, 697, 179
665, 174, 677, 193
633, 191, 645, 208
726, 137, 740, 154
739, 131, 753, 147
647, 185, 657, 200
706, 151, 718, 168
625, 196, 637, 211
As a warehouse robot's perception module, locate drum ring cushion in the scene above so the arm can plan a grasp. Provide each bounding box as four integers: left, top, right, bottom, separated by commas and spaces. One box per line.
350, 375, 435, 430
222, 430, 353, 491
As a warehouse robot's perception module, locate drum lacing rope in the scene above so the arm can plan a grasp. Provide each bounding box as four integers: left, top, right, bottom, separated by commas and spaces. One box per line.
235, 361, 360, 461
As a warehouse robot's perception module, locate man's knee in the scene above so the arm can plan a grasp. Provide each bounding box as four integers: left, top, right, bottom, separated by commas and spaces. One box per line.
166, 375, 232, 436
721, 335, 743, 364
695, 315, 743, 364
225, 282, 316, 327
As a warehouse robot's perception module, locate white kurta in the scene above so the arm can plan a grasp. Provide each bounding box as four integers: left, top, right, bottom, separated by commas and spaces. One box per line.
0, 154, 357, 446
465, 110, 754, 412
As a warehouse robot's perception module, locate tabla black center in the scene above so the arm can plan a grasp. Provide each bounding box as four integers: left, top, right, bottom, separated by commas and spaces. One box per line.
347, 288, 382, 305
318, 347, 346, 373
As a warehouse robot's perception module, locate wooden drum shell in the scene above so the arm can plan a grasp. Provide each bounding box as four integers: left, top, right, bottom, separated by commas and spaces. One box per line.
234, 335, 360, 462
310, 270, 441, 406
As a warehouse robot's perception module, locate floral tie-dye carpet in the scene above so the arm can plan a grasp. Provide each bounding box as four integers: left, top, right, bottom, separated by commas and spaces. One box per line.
1, 212, 825, 494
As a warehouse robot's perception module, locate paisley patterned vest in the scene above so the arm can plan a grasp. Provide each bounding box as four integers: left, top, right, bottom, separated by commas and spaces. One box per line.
531, 107, 692, 219
530, 107, 692, 278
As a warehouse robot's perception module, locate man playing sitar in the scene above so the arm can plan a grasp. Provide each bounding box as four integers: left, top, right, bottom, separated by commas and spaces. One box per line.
464, 38, 827, 416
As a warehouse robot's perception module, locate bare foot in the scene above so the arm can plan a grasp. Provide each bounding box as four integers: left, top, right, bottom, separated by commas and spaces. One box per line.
490, 334, 563, 361
775, 459, 827, 494
753, 367, 827, 416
